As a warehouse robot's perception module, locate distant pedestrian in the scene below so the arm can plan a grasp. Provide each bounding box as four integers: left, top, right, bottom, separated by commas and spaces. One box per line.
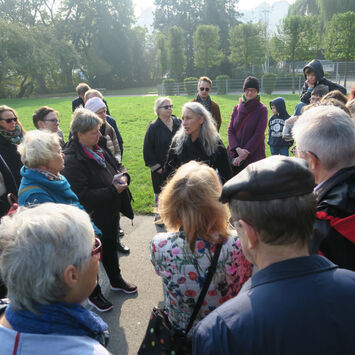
192, 76, 222, 131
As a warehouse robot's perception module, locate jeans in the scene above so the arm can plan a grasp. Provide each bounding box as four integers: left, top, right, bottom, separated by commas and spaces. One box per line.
270, 146, 289, 156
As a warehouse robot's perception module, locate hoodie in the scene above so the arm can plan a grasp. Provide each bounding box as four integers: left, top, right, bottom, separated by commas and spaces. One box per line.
300, 59, 347, 104
268, 97, 292, 147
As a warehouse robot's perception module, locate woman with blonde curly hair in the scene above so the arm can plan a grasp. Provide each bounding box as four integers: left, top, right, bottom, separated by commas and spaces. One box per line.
150, 161, 252, 333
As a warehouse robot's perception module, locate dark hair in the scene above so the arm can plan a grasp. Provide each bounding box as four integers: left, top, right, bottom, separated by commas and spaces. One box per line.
229, 194, 317, 247
312, 84, 329, 98
76, 83, 91, 97
32, 106, 58, 128
304, 67, 314, 76
321, 90, 348, 105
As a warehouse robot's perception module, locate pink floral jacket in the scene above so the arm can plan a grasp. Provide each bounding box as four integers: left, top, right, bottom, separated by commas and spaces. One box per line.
150, 231, 252, 330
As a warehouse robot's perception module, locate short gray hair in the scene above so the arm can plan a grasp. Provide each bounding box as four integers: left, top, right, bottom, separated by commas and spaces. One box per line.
172, 102, 219, 156
154, 97, 172, 115
84, 89, 103, 102
293, 105, 355, 170
71, 108, 102, 139
18, 130, 61, 168
0, 203, 94, 313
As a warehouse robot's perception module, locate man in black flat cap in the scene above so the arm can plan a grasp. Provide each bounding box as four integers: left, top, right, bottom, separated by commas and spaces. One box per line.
193, 156, 355, 355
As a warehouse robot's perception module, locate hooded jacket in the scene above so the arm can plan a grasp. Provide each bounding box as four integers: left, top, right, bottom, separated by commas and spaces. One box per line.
268, 97, 292, 147
300, 59, 346, 104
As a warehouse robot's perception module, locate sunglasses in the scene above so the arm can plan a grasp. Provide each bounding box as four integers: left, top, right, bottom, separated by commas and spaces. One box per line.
91, 237, 102, 258
161, 105, 173, 110
0, 117, 17, 124
199, 87, 210, 92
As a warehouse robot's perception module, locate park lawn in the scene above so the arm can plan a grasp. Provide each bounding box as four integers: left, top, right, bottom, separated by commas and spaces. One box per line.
2, 94, 299, 214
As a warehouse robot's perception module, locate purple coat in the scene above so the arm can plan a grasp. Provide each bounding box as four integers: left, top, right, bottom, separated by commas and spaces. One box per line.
227, 97, 268, 167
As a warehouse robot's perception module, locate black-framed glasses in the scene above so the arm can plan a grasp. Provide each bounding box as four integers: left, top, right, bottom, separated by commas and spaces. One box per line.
0, 117, 17, 124
161, 105, 173, 110
199, 87, 210, 92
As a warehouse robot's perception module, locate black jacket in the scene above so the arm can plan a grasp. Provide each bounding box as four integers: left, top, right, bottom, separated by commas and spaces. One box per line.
0, 134, 22, 188
300, 59, 347, 104
268, 97, 291, 147
62, 138, 133, 223
143, 116, 181, 193
165, 137, 232, 184
311, 166, 355, 271
0, 153, 18, 217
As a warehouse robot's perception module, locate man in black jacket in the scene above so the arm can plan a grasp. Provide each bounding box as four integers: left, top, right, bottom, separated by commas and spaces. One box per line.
293, 105, 355, 271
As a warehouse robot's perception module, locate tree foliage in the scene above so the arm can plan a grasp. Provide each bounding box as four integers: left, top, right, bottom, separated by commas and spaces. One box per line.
167, 26, 186, 81
229, 23, 265, 70
193, 25, 224, 75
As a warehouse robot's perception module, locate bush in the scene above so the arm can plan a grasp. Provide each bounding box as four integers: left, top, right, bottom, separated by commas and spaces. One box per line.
184, 77, 198, 95
215, 75, 230, 94
263, 73, 277, 94
162, 78, 176, 96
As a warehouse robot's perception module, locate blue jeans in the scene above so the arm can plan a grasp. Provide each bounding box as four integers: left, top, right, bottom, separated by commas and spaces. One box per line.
270, 146, 289, 156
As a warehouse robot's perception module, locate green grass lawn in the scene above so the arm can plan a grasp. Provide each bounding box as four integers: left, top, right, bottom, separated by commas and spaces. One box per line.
2, 94, 299, 214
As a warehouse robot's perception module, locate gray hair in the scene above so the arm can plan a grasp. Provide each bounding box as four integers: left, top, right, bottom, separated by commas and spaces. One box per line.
154, 97, 172, 115
293, 105, 355, 170
229, 194, 316, 247
346, 98, 355, 120
0, 203, 94, 313
71, 108, 102, 139
172, 102, 219, 156
84, 89, 103, 102
18, 130, 61, 168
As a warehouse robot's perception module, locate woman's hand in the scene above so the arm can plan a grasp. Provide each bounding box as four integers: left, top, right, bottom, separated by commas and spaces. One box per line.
236, 147, 250, 161
113, 178, 128, 193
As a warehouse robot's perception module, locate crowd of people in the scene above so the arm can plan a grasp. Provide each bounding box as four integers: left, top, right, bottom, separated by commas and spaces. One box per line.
0, 59, 355, 354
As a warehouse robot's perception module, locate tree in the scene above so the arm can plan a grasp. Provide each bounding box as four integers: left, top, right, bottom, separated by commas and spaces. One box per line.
193, 25, 224, 75
325, 11, 355, 87
229, 23, 265, 72
272, 16, 319, 93
156, 33, 169, 78
288, 0, 319, 16
167, 26, 186, 81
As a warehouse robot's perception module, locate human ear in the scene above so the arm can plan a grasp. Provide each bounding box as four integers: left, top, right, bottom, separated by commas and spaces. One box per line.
62, 264, 79, 288
239, 219, 258, 250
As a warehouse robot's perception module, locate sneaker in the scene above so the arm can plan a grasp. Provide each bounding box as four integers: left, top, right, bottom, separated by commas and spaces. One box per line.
88, 293, 113, 312
117, 241, 130, 254
110, 278, 137, 294
118, 229, 124, 238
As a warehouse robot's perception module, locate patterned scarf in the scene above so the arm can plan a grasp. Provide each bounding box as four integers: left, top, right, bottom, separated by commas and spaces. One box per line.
32, 168, 61, 181
81, 144, 106, 168
0, 125, 23, 145
5, 302, 109, 346
196, 95, 211, 112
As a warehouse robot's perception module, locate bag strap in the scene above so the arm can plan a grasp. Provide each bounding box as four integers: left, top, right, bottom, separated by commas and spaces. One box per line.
185, 243, 222, 334
18, 185, 57, 203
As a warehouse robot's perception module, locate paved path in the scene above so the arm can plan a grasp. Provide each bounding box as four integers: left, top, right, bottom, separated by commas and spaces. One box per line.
85, 215, 164, 355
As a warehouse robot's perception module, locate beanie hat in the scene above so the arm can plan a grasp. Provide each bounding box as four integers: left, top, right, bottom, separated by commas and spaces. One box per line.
85, 97, 106, 113
243, 76, 260, 93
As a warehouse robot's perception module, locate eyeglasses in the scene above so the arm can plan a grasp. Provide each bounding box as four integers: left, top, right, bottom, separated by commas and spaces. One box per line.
91, 237, 102, 258
199, 87, 210, 92
292, 146, 319, 160
161, 105, 173, 110
0, 117, 17, 123
43, 119, 60, 124
228, 216, 242, 229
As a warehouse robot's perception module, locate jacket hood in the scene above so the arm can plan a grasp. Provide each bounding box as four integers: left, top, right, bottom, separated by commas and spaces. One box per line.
270, 97, 289, 118
303, 59, 324, 81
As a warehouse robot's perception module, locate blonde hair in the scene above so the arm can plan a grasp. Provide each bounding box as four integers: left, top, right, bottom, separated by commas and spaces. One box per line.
18, 130, 60, 168
158, 161, 230, 251
0, 105, 26, 134
172, 102, 219, 156
84, 89, 103, 102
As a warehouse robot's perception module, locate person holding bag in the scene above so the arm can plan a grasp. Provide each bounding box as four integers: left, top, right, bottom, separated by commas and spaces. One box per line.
139, 161, 252, 354
227, 76, 268, 175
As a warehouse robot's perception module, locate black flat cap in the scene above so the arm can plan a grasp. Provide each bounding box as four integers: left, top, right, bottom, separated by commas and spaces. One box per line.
220, 156, 315, 203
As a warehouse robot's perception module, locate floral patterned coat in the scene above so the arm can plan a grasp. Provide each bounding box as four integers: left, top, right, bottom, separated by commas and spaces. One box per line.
150, 231, 252, 331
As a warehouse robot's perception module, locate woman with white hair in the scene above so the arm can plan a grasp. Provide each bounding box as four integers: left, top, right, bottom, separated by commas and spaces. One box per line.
0, 203, 110, 354
165, 102, 232, 183
143, 97, 181, 206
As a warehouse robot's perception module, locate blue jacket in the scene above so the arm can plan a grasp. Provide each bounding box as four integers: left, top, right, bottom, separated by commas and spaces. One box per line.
18, 167, 101, 236
268, 97, 292, 147
193, 255, 355, 355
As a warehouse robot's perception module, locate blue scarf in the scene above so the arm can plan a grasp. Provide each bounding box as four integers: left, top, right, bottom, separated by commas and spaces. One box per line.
5, 302, 109, 346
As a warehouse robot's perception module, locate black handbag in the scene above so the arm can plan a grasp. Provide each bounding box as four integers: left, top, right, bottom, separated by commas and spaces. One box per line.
138, 243, 222, 355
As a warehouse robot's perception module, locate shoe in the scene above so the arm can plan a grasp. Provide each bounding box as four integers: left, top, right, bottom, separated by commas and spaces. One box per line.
88, 293, 113, 312
118, 229, 124, 238
110, 278, 137, 294
117, 241, 130, 254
